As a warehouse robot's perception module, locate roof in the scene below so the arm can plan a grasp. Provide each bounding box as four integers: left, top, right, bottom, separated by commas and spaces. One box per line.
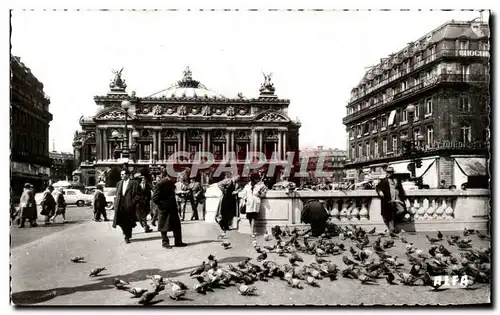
352, 19, 490, 91
49, 152, 75, 160
147, 66, 226, 100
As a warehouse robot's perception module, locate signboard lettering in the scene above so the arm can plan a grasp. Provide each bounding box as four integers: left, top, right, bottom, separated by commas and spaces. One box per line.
456, 50, 489, 57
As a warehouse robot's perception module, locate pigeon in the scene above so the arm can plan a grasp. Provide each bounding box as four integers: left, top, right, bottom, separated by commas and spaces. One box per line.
127, 287, 148, 297
382, 240, 395, 249
399, 235, 408, 244
264, 230, 271, 241
70, 256, 85, 263
315, 254, 329, 264
208, 254, 216, 261
190, 262, 206, 277
438, 245, 452, 257
426, 235, 441, 244
305, 276, 319, 287
169, 284, 187, 300
89, 267, 106, 277
428, 246, 438, 257
193, 282, 210, 294
222, 240, 232, 250
437, 231, 443, 240
287, 278, 303, 289
147, 274, 165, 283
342, 256, 358, 266
291, 252, 304, 262
138, 291, 158, 305
476, 231, 490, 240
256, 252, 267, 262
166, 279, 188, 290
367, 227, 376, 235
238, 284, 257, 296
113, 278, 130, 289
209, 258, 218, 270
263, 244, 276, 251
463, 228, 475, 236
358, 274, 377, 285
385, 271, 396, 285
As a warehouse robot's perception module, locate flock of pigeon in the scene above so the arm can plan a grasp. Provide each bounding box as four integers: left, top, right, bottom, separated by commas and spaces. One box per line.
72, 222, 490, 305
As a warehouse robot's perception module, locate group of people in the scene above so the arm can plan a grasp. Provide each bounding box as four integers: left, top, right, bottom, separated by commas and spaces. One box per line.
12, 183, 67, 228
109, 168, 271, 248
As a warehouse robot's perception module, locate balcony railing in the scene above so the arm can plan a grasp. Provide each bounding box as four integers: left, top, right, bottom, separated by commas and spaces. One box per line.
348, 48, 490, 104
344, 74, 488, 124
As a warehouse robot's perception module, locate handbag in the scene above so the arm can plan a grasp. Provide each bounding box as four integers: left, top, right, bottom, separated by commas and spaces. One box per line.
239, 202, 246, 215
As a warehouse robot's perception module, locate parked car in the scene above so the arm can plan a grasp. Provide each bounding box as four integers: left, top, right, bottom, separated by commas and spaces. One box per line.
35, 189, 92, 207
103, 187, 117, 209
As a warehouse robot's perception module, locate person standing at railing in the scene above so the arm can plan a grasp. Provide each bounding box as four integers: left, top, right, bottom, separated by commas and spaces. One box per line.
240, 172, 268, 238
375, 166, 407, 236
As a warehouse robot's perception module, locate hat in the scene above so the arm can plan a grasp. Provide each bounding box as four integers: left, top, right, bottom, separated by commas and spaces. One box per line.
386, 166, 395, 173
24, 183, 32, 189
134, 173, 142, 179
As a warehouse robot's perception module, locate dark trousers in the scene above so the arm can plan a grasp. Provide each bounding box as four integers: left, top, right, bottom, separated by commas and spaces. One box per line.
218, 216, 231, 232
120, 225, 133, 239
137, 210, 151, 231
189, 199, 199, 220
161, 228, 183, 246
150, 202, 158, 225
94, 207, 108, 220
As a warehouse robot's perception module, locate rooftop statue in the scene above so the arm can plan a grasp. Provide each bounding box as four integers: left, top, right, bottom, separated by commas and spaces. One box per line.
109, 67, 127, 90
259, 71, 276, 95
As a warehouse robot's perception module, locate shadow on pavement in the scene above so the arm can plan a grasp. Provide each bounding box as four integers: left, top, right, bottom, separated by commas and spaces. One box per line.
130, 236, 220, 247
11, 256, 250, 305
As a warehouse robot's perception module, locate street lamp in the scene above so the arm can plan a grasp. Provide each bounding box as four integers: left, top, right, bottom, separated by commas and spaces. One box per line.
401, 104, 424, 181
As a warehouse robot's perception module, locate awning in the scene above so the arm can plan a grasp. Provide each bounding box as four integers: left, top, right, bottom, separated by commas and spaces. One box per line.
454, 157, 487, 176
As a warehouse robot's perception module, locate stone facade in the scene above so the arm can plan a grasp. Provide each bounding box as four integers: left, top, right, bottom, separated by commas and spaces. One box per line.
73, 67, 301, 186
10, 55, 52, 197
342, 19, 490, 186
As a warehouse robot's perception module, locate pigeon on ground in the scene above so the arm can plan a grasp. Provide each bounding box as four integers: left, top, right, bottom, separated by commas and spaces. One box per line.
127, 287, 148, 297
287, 278, 303, 289
113, 278, 130, 289
138, 291, 158, 305
190, 262, 206, 277
305, 276, 319, 287
476, 231, 490, 240
437, 231, 443, 240
264, 230, 271, 241
70, 256, 85, 263
238, 258, 251, 269
169, 284, 187, 300
238, 284, 257, 296
383, 240, 395, 249
89, 267, 106, 277
147, 274, 165, 283
426, 235, 441, 244
367, 227, 376, 235
256, 252, 267, 262
222, 240, 232, 250
385, 271, 396, 285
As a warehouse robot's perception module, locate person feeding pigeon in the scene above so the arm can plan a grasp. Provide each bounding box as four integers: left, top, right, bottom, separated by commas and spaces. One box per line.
151, 169, 187, 249
215, 173, 241, 239
240, 172, 268, 238
112, 169, 143, 244
301, 199, 329, 237
375, 166, 407, 235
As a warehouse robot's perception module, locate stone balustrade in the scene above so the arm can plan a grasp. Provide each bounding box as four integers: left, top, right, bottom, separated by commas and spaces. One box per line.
204, 186, 490, 234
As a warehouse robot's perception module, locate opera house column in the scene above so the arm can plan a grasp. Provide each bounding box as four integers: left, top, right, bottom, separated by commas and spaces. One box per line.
157, 130, 162, 162
96, 129, 102, 161
102, 128, 108, 160
277, 129, 282, 160
282, 129, 287, 159
152, 129, 157, 163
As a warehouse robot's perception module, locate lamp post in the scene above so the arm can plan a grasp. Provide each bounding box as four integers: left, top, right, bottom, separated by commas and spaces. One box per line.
111, 130, 121, 160
131, 130, 140, 162
401, 104, 424, 182
121, 99, 132, 160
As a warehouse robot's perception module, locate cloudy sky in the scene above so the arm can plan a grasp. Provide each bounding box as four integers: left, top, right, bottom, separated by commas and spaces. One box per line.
10, 9, 486, 153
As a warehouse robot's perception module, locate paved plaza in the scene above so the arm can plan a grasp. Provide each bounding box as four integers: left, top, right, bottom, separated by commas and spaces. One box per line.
10, 216, 491, 306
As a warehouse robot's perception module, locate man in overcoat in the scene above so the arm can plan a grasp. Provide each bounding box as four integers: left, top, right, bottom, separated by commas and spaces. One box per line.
152, 170, 187, 249
135, 174, 152, 233
375, 166, 407, 235
113, 169, 143, 244
93, 184, 108, 222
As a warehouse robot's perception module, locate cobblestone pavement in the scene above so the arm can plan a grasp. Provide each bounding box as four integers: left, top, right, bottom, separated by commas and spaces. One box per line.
10, 220, 491, 306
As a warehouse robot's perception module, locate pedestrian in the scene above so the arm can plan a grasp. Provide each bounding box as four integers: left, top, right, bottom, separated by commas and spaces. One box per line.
50, 188, 67, 223
151, 170, 187, 249
18, 183, 37, 228
93, 184, 109, 222
175, 175, 189, 221
301, 199, 329, 237
241, 172, 268, 238
438, 180, 446, 189
112, 169, 143, 244
375, 166, 407, 235
40, 185, 56, 226
216, 173, 241, 239
187, 175, 205, 220
136, 174, 152, 233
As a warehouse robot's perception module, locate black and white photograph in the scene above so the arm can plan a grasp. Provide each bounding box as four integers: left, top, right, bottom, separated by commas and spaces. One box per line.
8, 5, 492, 307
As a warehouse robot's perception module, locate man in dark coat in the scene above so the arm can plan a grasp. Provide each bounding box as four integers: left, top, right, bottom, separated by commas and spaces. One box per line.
93, 184, 108, 221
113, 169, 143, 244
375, 166, 407, 235
301, 199, 329, 237
187, 175, 205, 220
135, 174, 152, 233
152, 170, 187, 249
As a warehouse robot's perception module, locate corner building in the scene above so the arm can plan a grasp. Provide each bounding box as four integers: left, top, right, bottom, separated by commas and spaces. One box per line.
73, 67, 301, 186
10, 55, 52, 196
343, 19, 489, 187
